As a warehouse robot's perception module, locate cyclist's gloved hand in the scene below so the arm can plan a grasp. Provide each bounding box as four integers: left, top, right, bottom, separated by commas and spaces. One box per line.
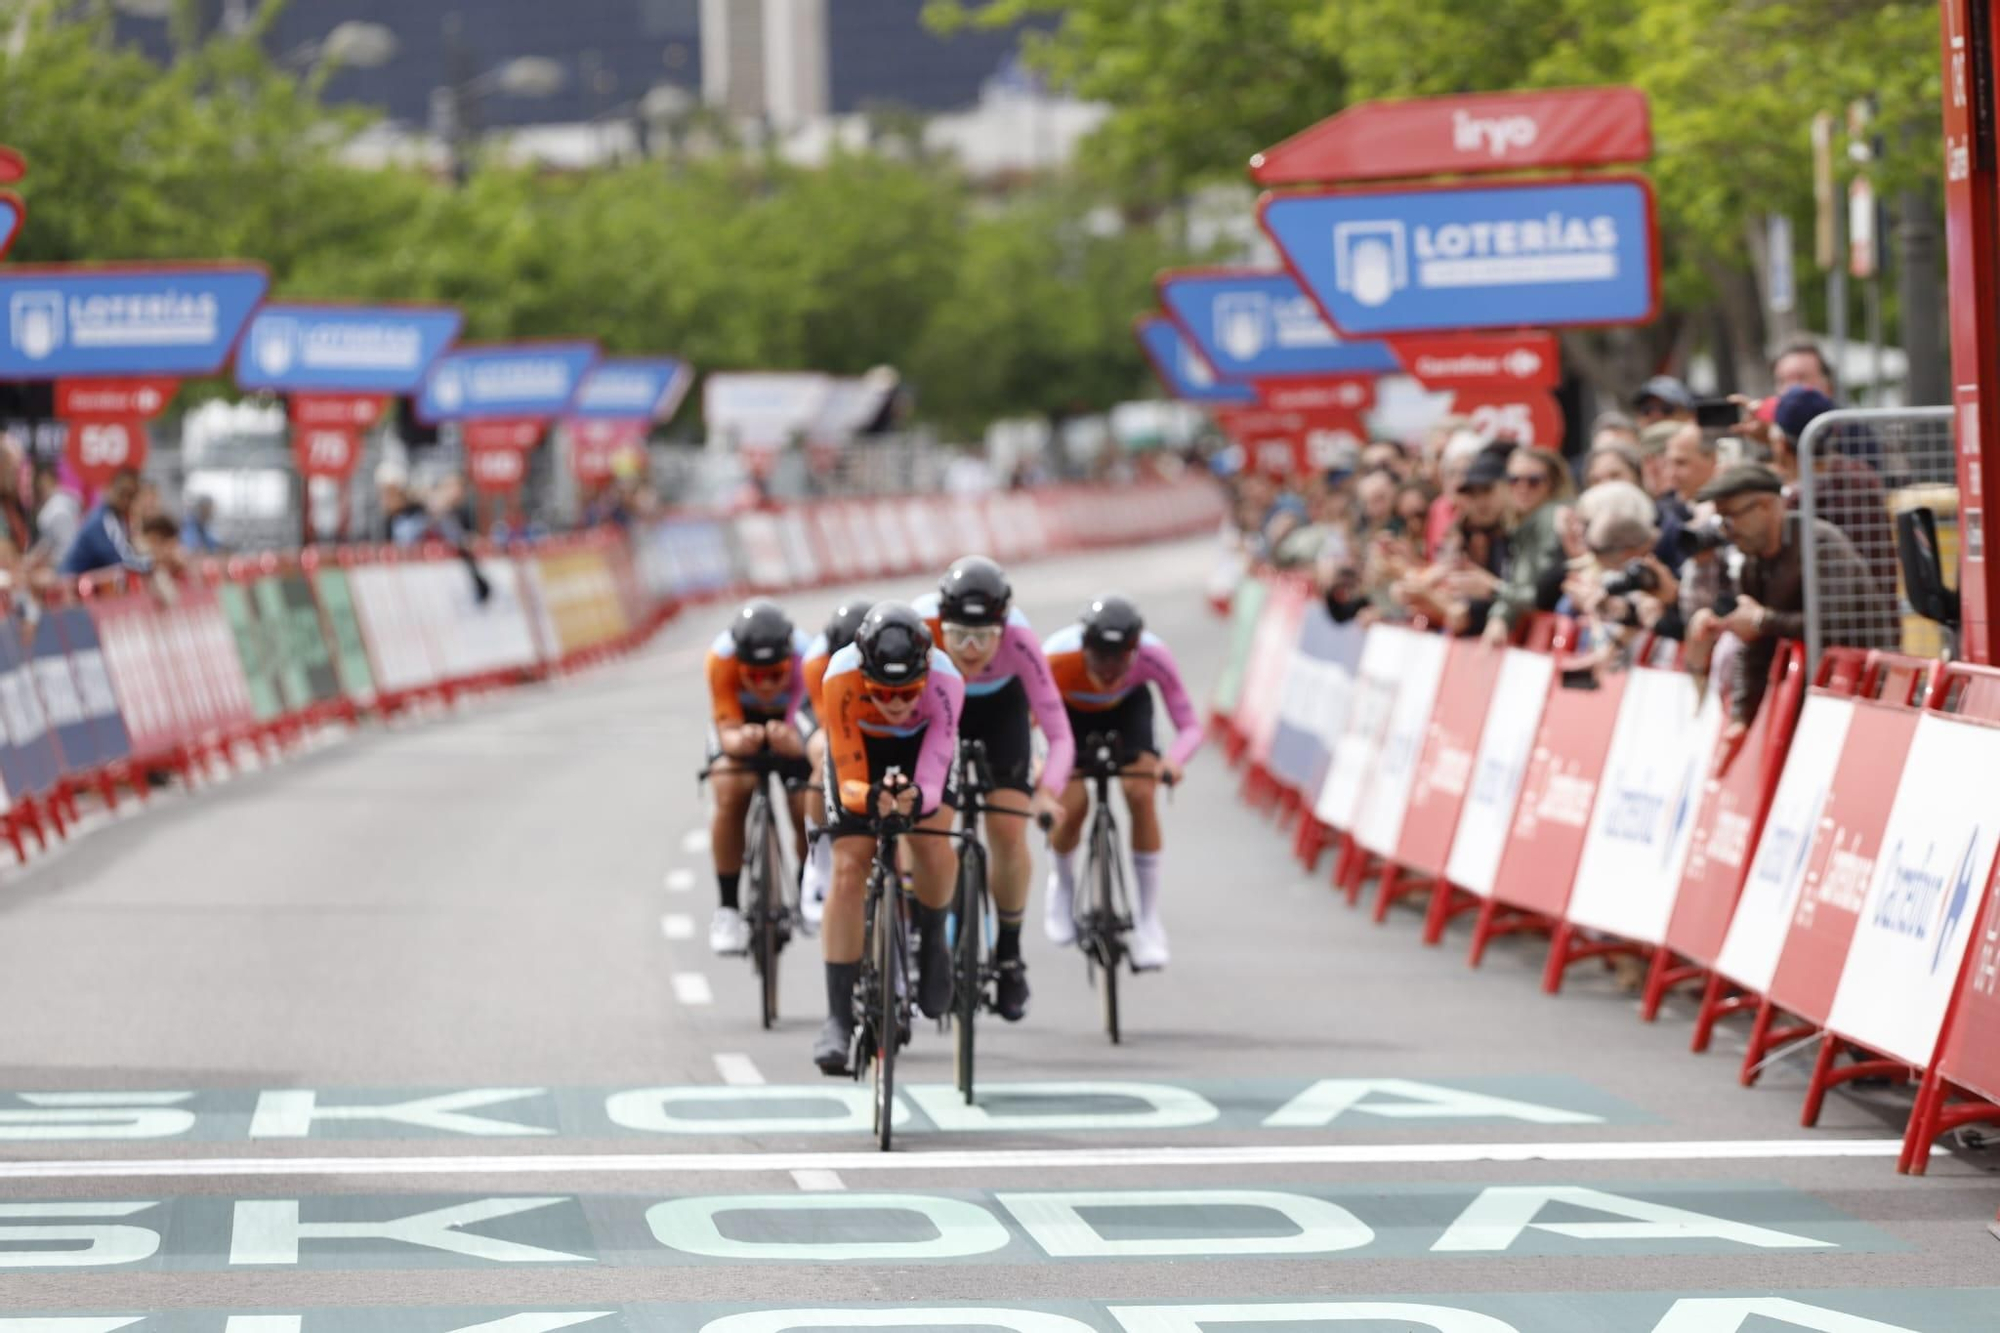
1159, 758, 1184, 788
1029, 787, 1063, 826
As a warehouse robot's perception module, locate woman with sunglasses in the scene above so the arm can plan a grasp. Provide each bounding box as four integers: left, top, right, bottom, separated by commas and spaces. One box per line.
1042, 595, 1204, 969
913, 556, 1075, 1023
814, 602, 965, 1075
704, 599, 813, 957
798, 600, 871, 926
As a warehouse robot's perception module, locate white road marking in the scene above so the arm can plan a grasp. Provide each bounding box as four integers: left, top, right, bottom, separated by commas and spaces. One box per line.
661, 914, 695, 941
712, 1053, 765, 1086
665, 869, 696, 893
680, 829, 710, 854
791, 1168, 846, 1191
670, 973, 714, 1006
0, 1137, 1907, 1181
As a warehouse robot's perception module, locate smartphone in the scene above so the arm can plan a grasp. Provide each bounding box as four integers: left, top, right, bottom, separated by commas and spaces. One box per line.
1694, 398, 1740, 429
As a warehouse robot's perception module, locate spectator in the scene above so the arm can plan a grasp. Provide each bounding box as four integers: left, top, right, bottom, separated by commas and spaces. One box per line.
1766, 386, 1898, 631
180, 495, 226, 554
1355, 467, 1398, 540
29, 461, 78, 571
0, 434, 33, 555
1424, 428, 1487, 561
1631, 375, 1695, 428
1431, 442, 1513, 636
1663, 422, 1720, 507
1483, 446, 1574, 643
137, 513, 186, 580
1589, 411, 1642, 453
376, 459, 430, 547
1391, 479, 1436, 538
1584, 440, 1645, 490
1689, 465, 1885, 743
1772, 337, 1837, 398
1562, 507, 1681, 668
57, 468, 151, 578
1361, 440, 1410, 480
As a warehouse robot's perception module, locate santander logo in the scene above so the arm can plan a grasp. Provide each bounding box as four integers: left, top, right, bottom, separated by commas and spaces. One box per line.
1453, 109, 1540, 158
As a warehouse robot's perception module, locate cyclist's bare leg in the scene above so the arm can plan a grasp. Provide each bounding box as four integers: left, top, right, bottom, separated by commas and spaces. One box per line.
1042, 779, 1090, 944
907, 804, 959, 910
1050, 778, 1089, 854
983, 788, 1033, 919
709, 769, 754, 905
824, 836, 871, 965
1121, 754, 1163, 854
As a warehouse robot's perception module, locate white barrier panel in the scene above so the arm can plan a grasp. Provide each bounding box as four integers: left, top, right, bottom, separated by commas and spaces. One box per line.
733, 513, 793, 590
348, 565, 439, 696
1353, 630, 1450, 857
777, 512, 821, 588
874, 503, 916, 574
1236, 585, 1308, 769
1445, 648, 1555, 898
841, 504, 889, 577
454, 560, 542, 675
902, 500, 950, 570
1313, 626, 1413, 830
1564, 670, 1722, 945
1712, 694, 1855, 992
1823, 713, 2000, 1066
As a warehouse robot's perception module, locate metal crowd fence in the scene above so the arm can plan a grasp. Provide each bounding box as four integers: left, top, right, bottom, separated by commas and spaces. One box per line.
1797, 405, 1958, 675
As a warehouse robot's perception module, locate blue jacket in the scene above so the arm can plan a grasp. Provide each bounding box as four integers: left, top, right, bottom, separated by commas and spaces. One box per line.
58, 502, 150, 577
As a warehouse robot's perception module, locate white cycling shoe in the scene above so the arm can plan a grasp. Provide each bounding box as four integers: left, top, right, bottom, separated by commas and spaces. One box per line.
709, 906, 751, 957
1043, 873, 1076, 946
1128, 914, 1170, 970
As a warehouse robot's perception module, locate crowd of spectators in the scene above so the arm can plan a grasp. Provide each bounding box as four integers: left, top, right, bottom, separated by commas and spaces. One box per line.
1220, 337, 1903, 748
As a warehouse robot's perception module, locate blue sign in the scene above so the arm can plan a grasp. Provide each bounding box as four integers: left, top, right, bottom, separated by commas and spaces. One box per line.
235, 304, 462, 395
0, 265, 269, 379
0, 195, 21, 260
1134, 316, 1257, 406
417, 341, 599, 421
573, 356, 692, 421
1260, 178, 1658, 335
1158, 270, 1399, 378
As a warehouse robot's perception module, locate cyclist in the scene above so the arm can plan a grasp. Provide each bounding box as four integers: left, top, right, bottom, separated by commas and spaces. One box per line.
799, 600, 870, 925
704, 599, 811, 957
813, 602, 964, 1074
1042, 595, 1204, 970
914, 556, 1073, 1021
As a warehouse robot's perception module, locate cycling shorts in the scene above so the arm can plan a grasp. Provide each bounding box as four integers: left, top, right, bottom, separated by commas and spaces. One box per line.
958, 677, 1035, 795
1064, 687, 1158, 773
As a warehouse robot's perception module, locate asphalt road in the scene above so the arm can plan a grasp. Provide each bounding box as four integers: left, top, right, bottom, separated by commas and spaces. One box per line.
0, 535, 1995, 1330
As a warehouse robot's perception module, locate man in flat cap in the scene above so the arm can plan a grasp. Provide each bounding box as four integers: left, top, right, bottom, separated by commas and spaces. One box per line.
1689, 464, 1884, 744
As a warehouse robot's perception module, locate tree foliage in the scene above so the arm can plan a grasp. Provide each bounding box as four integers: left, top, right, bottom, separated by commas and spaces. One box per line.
0, 9, 1179, 433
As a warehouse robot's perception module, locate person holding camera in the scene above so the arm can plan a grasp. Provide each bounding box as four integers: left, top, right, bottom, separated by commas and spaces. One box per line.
1687, 465, 1882, 747
1557, 508, 1682, 673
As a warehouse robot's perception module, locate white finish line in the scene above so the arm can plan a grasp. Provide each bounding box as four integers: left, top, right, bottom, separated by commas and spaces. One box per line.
0, 1137, 1906, 1181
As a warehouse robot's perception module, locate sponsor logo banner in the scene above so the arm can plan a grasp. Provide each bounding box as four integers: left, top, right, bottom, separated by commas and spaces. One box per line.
1446, 648, 1556, 897
237, 304, 461, 394
417, 342, 598, 422
574, 356, 692, 422
0, 265, 268, 378
1133, 315, 1257, 406
1157, 268, 1398, 378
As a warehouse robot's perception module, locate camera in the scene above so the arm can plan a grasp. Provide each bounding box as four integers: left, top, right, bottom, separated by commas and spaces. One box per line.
1600, 559, 1660, 599
1675, 515, 1731, 559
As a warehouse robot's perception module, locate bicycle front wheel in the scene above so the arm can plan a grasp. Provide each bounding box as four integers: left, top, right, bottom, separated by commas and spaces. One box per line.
872, 883, 901, 1151
746, 792, 781, 1030
953, 842, 987, 1105
1091, 809, 1123, 1046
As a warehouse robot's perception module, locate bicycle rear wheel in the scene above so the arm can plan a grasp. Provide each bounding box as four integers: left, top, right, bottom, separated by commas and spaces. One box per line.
746, 791, 784, 1030
952, 842, 987, 1105
1091, 809, 1123, 1046
872, 876, 901, 1151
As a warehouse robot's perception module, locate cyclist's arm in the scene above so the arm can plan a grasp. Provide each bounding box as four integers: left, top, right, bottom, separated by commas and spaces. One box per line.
1139, 637, 1205, 769
1010, 628, 1075, 792
911, 654, 965, 812
706, 651, 758, 754
823, 668, 874, 815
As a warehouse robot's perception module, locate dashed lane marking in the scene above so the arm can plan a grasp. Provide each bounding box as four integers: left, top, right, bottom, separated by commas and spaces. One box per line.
790, 1168, 846, 1190
681, 829, 710, 854
712, 1053, 765, 1086
665, 869, 696, 893
662, 914, 695, 941
0, 1137, 1908, 1181
671, 973, 714, 1006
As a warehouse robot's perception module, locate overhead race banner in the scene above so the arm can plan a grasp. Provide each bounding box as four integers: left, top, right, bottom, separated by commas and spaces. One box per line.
56, 376, 176, 419
1250, 86, 1653, 185
0, 191, 21, 263
236, 304, 462, 395
1260, 178, 1660, 335
0, 263, 269, 379
574, 356, 692, 422
1391, 331, 1562, 389
1157, 268, 1399, 379
417, 341, 599, 422
1132, 315, 1257, 406
703, 371, 837, 451
1253, 376, 1375, 415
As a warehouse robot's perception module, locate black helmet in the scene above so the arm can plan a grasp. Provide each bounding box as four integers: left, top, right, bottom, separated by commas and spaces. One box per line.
938, 555, 1011, 627
856, 601, 933, 686
1080, 595, 1144, 655
822, 601, 869, 657
730, 598, 796, 666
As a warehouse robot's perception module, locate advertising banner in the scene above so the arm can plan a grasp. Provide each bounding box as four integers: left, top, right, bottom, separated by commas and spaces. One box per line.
48, 605, 131, 769
417, 342, 598, 422
1157, 268, 1398, 380
62, 419, 147, 490
27, 615, 95, 771
1313, 624, 1414, 831
1267, 602, 1365, 796
310, 567, 378, 705
1133, 315, 1258, 406
1939, 844, 2000, 1103
574, 356, 692, 421
466, 445, 529, 495
1564, 669, 1722, 946
1446, 388, 1566, 450
1824, 714, 2000, 1066
1261, 178, 1660, 335
55, 376, 175, 419
1353, 628, 1451, 856
569, 418, 649, 485
1237, 580, 1311, 773
1389, 331, 1562, 389
290, 392, 388, 430
0, 264, 268, 378
1250, 86, 1653, 185
0, 617, 60, 798
236, 304, 460, 395
1209, 576, 1269, 724
1252, 376, 1375, 415
1445, 648, 1555, 898
1398, 639, 1503, 879
1488, 674, 1627, 918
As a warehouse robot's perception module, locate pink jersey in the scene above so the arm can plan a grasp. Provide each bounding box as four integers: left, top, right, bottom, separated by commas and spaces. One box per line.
1044, 624, 1205, 769
916, 594, 1074, 793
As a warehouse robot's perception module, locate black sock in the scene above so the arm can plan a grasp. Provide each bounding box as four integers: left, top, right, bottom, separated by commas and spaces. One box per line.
995, 913, 1023, 963
826, 961, 860, 1022
717, 872, 740, 912
918, 903, 948, 951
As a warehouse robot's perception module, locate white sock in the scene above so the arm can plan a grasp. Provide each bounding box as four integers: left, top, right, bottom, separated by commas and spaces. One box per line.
1052, 848, 1076, 896
1132, 850, 1162, 924
801, 819, 831, 913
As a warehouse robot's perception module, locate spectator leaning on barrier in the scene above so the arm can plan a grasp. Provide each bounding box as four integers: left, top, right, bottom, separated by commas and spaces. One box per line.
29, 461, 78, 573
1432, 442, 1513, 636
1765, 386, 1899, 621
1689, 464, 1879, 743
1562, 506, 1676, 671
1482, 446, 1573, 644
57, 468, 151, 578
180, 494, 226, 554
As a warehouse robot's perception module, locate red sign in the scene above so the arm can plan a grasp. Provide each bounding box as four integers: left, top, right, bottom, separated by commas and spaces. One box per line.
1390, 332, 1561, 389
1396, 640, 1501, 878
466, 444, 529, 494
56, 377, 177, 420
1488, 674, 1626, 920
568, 418, 648, 486
463, 418, 545, 452
1216, 407, 1368, 477
1252, 376, 1375, 414
1250, 86, 1652, 186
293, 426, 362, 481
0, 148, 23, 185
1449, 389, 1566, 451
290, 393, 387, 430
63, 419, 148, 489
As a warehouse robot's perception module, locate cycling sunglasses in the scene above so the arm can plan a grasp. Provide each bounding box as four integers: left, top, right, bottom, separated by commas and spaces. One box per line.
864, 679, 927, 704
742, 662, 792, 687
942, 623, 1003, 649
